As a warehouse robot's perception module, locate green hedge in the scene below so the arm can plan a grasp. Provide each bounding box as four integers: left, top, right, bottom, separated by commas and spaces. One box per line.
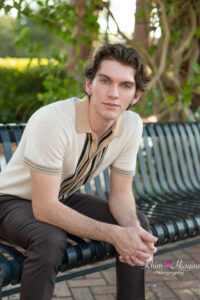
0, 65, 84, 123
0, 66, 45, 123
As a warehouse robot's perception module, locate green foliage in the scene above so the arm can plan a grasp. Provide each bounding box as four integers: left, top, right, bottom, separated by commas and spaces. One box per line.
0, 62, 84, 123
38, 56, 84, 106
149, 45, 157, 56
130, 0, 200, 120
0, 15, 67, 57
0, 0, 99, 122
195, 107, 200, 121
134, 89, 154, 117
166, 95, 176, 104
192, 61, 200, 74
195, 27, 200, 38
1, 0, 199, 122
181, 62, 200, 106
0, 66, 45, 123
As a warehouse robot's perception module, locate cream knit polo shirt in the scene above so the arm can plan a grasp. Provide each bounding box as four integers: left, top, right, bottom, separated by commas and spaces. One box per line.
0, 96, 143, 200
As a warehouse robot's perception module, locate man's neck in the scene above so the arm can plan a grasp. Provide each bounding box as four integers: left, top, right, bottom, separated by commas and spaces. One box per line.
89, 110, 114, 141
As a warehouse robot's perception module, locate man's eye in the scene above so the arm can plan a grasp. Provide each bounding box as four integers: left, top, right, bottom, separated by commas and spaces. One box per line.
101, 79, 109, 84
122, 84, 131, 89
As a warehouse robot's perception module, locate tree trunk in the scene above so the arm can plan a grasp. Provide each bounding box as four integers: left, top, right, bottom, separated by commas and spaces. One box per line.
133, 0, 150, 48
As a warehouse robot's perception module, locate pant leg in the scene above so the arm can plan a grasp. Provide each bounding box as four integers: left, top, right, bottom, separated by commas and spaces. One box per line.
64, 192, 150, 300
0, 193, 149, 300
116, 210, 149, 300
0, 198, 68, 300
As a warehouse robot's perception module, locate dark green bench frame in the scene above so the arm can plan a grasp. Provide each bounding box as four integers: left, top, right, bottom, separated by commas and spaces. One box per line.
0, 122, 200, 298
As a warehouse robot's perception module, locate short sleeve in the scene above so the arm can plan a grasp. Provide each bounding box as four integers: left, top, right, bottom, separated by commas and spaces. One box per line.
23, 107, 69, 174
110, 115, 143, 176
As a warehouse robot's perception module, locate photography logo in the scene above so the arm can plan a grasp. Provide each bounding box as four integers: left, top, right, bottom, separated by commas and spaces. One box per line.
164, 259, 173, 269
144, 258, 200, 276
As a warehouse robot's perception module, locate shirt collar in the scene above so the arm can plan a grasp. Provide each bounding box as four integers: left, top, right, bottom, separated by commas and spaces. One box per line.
75, 96, 123, 137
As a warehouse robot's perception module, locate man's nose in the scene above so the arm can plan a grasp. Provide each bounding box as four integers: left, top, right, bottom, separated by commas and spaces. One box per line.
108, 84, 119, 98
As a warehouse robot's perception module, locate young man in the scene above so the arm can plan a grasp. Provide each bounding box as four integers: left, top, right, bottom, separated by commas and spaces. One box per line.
0, 43, 157, 300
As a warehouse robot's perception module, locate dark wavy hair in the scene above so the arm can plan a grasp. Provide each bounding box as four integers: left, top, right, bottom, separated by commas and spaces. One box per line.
84, 43, 150, 92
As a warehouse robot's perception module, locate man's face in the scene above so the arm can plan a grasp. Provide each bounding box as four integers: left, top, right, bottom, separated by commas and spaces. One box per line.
86, 60, 141, 124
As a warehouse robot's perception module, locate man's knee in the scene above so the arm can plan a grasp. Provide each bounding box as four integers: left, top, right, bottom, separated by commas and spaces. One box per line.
29, 222, 67, 264
137, 210, 150, 231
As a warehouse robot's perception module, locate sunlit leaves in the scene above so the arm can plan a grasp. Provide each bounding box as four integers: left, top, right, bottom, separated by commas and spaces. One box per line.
192, 61, 200, 74
15, 26, 30, 48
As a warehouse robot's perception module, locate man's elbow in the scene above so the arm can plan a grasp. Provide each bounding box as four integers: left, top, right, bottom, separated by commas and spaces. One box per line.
32, 202, 48, 223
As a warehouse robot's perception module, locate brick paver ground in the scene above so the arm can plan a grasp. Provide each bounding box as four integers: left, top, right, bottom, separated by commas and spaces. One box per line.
2, 237, 200, 299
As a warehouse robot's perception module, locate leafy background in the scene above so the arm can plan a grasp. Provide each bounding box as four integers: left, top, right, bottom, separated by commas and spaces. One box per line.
0, 0, 200, 123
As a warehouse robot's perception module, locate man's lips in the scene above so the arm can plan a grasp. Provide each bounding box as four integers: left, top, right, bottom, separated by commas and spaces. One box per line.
103, 103, 120, 108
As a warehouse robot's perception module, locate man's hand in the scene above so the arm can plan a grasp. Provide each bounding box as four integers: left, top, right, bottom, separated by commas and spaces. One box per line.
108, 171, 158, 267
112, 224, 158, 267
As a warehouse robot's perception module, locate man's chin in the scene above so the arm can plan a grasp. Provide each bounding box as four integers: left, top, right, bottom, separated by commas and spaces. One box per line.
102, 115, 119, 122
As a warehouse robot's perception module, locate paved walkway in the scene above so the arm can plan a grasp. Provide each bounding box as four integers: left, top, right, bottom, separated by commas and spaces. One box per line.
3, 237, 200, 299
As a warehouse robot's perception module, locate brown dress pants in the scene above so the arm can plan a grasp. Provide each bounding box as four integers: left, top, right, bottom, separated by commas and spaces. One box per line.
0, 193, 149, 300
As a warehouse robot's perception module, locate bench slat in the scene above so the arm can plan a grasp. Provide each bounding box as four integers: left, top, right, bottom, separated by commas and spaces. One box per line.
184, 124, 200, 187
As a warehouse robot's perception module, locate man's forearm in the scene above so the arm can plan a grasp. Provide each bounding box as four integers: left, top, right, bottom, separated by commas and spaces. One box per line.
109, 192, 140, 227
33, 199, 118, 244
33, 195, 157, 267
30, 170, 157, 266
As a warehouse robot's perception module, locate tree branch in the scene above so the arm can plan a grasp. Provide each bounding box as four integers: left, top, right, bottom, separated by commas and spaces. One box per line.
169, 2, 190, 25
106, 6, 154, 69
33, 13, 64, 28
172, 6, 196, 61
182, 39, 196, 63
188, 39, 200, 77
163, 74, 182, 93
148, 0, 170, 89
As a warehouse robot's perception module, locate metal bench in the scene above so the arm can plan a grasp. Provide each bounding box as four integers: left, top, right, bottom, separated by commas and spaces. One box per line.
0, 122, 200, 298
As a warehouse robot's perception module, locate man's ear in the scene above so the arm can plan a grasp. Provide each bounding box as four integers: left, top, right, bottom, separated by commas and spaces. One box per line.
85, 78, 92, 96
130, 90, 142, 105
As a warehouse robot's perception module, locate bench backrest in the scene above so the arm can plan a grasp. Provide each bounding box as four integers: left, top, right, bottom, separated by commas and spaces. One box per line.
136, 123, 200, 200
0, 123, 200, 200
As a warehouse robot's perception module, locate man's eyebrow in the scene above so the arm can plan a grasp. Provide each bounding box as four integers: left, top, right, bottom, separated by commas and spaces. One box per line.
98, 73, 110, 79
98, 73, 135, 85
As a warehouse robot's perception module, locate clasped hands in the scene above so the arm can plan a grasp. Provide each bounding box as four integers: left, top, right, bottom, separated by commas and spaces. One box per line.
114, 224, 158, 267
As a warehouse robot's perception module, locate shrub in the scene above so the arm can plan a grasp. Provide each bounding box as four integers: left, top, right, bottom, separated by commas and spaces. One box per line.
0, 58, 84, 123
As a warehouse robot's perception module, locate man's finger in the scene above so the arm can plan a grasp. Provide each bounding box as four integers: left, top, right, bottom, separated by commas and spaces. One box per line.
137, 241, 153, 253
135, 250, 153, 262
131, 256, 146, 267
140, 229, 158, 243
119, 256, 126, 263
119, 256, 136, 267
148, 242, 157, 253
